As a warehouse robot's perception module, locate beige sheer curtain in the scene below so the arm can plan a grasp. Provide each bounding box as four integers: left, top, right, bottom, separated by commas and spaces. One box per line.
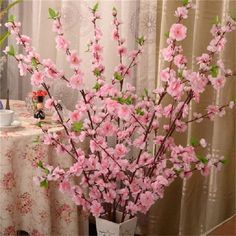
3, 0, 235, 235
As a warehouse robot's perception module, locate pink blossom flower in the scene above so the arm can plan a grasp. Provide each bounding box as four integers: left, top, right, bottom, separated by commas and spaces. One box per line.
114, 144, 128, 158
18, 62, 28, 76
162, 46, 174, 62
160, 68, 171, 82
43, 133, 53, 145
69, 73, 83, 89
70, 110, 81, 122
55, 35, 70, 50
45, 98, 54, 109
140, 191, 154, 209
133, 135, 145, 149
42, 59, 59, 79
115, 64, 127, 74
126, 201, 138, 215
174, 54, 187, 68
59, 180, 71, 194
175, 7, 188, 19
187, 72, 207, 97
163, 104, 173, 118
175, 120, 187, 133
30, 71, 44, 87
67, 51, 81, 69
209, 75, 226, 90
111, 29, 119, 41
90, 201, 103, 217
167, 78, 184, 100
117, 105, 131, 120
95, 28, 103, 40
196, 53, 211, 70
100, 121, 116, 136
92, 43, 103, 54
128, 50, 139, 59
16, 35, 31, 45
169, 23, 187, 41
207, 37, 226, 53
207, 105, 219, 120
118, 45, 127, 56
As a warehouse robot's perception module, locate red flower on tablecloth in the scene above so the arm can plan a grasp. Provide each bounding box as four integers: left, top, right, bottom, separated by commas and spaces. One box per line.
31, 229, 45, 236
5, 204, 15, 216
4, 149, 14, 161
22, 143, 46, 168
16, 192, 33, 214
3, 225, 16, 236
39, 210, 48, 223
2, 172, 16, 190
55, 203, 73, 223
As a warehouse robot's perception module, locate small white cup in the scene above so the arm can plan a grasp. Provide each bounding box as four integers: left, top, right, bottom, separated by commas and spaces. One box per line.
0, 110, 14, 126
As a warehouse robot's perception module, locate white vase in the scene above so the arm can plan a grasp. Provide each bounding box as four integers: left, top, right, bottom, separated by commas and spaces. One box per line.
96, 211, 137, 236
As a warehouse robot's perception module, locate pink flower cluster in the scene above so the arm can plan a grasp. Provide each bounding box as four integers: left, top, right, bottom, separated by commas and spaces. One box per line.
4, 1, 236, 222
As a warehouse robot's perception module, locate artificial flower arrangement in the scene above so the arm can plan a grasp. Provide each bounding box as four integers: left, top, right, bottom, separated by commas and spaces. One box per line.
26, 89, 48, 119
3, 0, 236, 233
31, 89, 48, 99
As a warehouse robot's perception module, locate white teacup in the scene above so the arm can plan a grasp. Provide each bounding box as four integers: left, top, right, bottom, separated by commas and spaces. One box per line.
0, 110, 14, 126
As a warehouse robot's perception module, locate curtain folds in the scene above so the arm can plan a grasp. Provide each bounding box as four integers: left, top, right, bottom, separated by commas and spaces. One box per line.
1, 0, 235, 235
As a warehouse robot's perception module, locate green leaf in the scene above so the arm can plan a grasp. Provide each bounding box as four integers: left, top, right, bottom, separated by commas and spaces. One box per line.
7, 15, 16, 23
7, 45, 15, 56
72, 121, 83, 132
178, 70, 184, 79
48, 8, 59, 19
0, 31, 10, 47
214, 15, 220, 24
93, 68, 101, 77
210, 65, 219, 78
197, 155, 209, 164
36, 121, 43, 127
37, 161, 43, 168
0, 0, 21, 19
40, 179, 49, 188
164, 32, 169, 38
220, 158, 227, 164
174, 169, 182, 175
93, 82, 102, 91
33, 136, 40, 143
114, 72, 123, 81
116, 96, 133, 105
190, 137, 199, 146
136, 108, 144, 116
37, 161, 50, 174
144, 88, 148, 97
182, 0, 189, 6
92, 2, 99, 12
31, 58, 38, 67
136, 35, 145, 46
233, 98, 236, 104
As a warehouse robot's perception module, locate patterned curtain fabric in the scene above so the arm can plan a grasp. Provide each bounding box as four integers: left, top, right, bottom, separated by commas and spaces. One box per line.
1, 0, 235, 235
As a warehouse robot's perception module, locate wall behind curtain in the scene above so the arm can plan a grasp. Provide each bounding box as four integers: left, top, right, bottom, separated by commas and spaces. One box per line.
1, 0, 235, 235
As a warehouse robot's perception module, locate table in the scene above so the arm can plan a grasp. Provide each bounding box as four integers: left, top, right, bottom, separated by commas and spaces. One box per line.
207, 215, 236, 236
0, 100, 88, 236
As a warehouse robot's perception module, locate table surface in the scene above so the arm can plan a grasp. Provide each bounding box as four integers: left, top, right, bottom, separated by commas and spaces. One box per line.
207, 215, 236, 236
0, 100, 62, 138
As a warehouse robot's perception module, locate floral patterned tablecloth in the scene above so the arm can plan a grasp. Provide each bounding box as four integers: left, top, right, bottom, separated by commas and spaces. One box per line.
0, 100, 88, 236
